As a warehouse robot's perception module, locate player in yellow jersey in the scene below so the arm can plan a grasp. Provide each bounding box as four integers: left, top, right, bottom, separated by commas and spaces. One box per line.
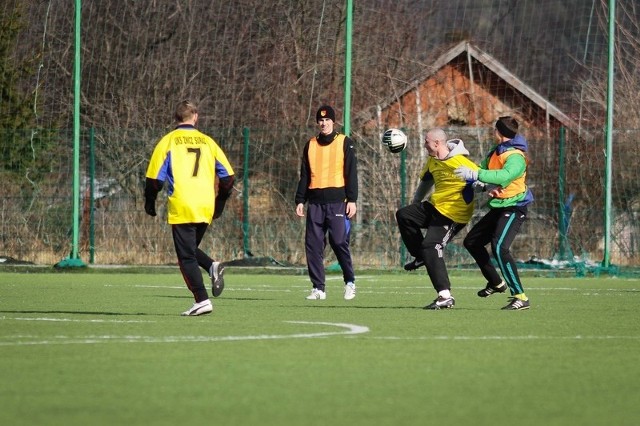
145, 100, 235, 316
396, 128, 479, 309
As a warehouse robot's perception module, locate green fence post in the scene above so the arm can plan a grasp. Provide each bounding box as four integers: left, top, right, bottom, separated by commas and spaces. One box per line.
602, 0, 616, 269
242, 127, 251, 257
55, 0, 86, 268
89, 127, 95, 263
558, 126, 567, 260
399, 133, 407, 266
343, 0, 353, 136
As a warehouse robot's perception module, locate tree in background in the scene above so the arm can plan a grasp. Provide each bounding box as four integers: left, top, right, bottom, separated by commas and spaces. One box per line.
0, 6, 33, 129
0, 4, 54, 186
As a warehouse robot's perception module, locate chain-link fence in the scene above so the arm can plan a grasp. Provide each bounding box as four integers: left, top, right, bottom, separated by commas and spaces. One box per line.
3, 126, 639, 274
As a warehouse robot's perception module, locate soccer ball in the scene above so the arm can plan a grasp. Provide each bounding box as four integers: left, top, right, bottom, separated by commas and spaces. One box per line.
382, 128, 407, 153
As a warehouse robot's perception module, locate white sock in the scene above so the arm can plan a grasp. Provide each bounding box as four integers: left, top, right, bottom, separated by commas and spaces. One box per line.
438, 290, 451, 299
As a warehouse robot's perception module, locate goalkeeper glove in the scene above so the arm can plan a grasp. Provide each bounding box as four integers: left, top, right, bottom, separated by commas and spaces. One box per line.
472, 181, 486, 192
453, 166, 478, 182
144, 177, 162, 217
213, 177, 235, 220
212, 195, 228, 220
144, 198, 157, 217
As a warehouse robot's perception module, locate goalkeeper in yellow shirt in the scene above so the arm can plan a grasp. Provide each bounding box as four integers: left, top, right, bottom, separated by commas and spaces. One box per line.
145, 100, 235, 316
396, 128, 478, 310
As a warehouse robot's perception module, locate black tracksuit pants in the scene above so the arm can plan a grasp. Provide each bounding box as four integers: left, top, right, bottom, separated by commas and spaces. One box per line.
396, 202, 465, 293
172, 223, 214, 303
305, 202, 355, 291
463, 206, 527, 296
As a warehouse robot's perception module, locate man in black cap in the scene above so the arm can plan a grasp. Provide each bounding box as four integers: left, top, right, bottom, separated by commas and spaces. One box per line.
453, 116, 534, 310
295, 105, 358, 300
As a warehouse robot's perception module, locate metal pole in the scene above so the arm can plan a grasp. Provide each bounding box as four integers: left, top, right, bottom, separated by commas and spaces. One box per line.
242, 127, 251, 257
71, 0, 82, 261
399, 143, 407, 266
343, 0, 353, 136
57, 0, 86, 267
603, 0, 615, 268
558, 126, 567, 260
89, 127, 95, 263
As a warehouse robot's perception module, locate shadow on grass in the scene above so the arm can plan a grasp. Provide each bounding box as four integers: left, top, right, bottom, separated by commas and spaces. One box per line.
290, 304, 495, 311
292, 304, 424, 310
0, 309, 149, 316
154, 295, 274, 301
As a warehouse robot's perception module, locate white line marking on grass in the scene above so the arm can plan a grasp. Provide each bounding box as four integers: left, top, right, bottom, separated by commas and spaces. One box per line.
215, 288, 293, 292
2, 317, 155, 323
126, 282, 639, 293
368, 335, 640, 341
325, 275, 377, 281
131, 285, 293, 292
357, 286, 640, 292
0, 321, 369, 346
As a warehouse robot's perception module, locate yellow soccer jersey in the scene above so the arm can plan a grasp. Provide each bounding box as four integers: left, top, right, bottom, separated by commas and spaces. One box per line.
146, 126, 234, 224
420, 155, 479, 224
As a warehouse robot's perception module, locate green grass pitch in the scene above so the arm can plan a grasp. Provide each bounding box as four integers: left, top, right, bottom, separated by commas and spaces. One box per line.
1, 270, 639, 426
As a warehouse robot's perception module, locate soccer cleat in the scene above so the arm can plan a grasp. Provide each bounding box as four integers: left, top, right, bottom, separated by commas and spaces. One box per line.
210, 262, 225, 297
181, 299, 213, 316
306, 288, 326, 300
344, 282, 356, 300
477, 281, 507, 297
423, 296, 455, 310
501, 297, 530, 310
404, 258, 425, 271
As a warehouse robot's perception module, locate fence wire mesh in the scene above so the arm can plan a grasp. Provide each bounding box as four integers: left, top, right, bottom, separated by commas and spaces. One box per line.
3, 126, 640, 277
